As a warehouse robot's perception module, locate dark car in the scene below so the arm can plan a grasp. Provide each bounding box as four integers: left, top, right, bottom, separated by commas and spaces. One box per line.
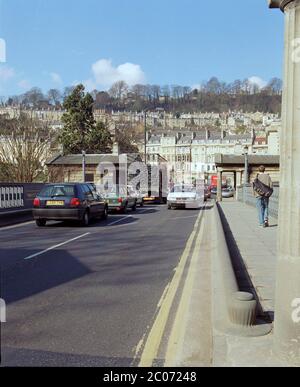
33, 183, 108, 227
204, 186, 211, 201
210, 186, 217, 196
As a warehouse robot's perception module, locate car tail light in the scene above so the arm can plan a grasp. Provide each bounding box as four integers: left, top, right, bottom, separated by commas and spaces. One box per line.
118, 198, 123, 203
70, 198, 81, 207
33, 198, 41, 208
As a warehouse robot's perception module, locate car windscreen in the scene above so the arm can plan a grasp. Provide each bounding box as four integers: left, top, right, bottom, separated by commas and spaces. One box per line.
171, 186, 195, 193
39, 185, 76, 197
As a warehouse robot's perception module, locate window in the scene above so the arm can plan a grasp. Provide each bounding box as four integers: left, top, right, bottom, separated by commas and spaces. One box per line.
39, 185, 75, 197
85, 173, 95, 183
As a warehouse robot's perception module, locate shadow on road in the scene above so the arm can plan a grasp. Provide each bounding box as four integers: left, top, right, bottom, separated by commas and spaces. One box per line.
1, 249, 92, 305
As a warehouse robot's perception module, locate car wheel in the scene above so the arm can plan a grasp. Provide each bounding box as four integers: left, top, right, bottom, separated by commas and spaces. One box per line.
102, 206, 108, 220
81, 211, 90, 227
167, 204, 172, 210
36, 219, 46, 227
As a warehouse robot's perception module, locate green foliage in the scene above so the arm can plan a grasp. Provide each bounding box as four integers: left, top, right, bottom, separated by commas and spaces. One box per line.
60, 84, 112, 154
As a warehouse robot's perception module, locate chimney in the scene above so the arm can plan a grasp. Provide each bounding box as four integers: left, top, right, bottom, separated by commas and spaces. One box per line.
112, 142, 120, 155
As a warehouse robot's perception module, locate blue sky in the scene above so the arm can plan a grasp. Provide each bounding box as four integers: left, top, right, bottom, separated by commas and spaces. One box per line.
0, 0, 284, 96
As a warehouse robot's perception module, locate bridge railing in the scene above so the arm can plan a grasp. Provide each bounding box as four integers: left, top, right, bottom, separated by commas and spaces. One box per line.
0, 183, 44, 213
237, 184, 279, 219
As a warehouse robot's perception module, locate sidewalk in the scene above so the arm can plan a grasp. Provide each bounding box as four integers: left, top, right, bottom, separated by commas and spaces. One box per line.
220, 200, 277, 319
212, 200, 288, 367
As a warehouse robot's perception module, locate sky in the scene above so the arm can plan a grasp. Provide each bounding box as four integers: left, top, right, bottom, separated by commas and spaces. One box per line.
0, 0, 285, 96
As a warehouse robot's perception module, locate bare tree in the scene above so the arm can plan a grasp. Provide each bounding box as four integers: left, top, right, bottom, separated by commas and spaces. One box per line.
22, 87, 45, 108
131, 84, 146, 99
109, 81, 129, 99
0, 114, 52, 182
47, 89, 62, 106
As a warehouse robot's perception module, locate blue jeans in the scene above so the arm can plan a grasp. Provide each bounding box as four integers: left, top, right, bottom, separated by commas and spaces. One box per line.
256, 197, 269, 225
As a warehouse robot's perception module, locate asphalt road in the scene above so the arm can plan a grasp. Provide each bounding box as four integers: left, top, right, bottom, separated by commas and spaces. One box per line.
0, 205, 204, 367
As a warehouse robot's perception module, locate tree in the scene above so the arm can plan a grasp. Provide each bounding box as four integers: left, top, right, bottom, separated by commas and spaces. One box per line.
22, 88, 45, 108
63, 86, 75, 100
47, 89, 62, 106
265, 78, 283, 95
115, 125, 140, 154
60, 84, 112, 154
0, 114, 51, 182
109, 81, 128, 100
94, 91, 112, 109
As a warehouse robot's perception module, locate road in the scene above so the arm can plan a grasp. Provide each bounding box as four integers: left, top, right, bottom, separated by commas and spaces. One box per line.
0, 204, 207, 367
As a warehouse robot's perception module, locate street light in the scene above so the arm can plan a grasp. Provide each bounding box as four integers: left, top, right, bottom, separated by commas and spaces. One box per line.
144, 109, 152, 165
82, 150, 86, 183
243, 145, 249, 203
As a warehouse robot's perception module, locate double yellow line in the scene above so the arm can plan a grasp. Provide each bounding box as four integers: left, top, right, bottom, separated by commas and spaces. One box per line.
137, 207, 205, 367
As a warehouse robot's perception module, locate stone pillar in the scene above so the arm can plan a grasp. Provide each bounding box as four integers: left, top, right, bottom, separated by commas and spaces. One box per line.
269, 0, 300, 364
236, 171, 242, 187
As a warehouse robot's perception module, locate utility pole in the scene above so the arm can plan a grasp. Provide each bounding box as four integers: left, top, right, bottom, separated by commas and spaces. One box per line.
82, 150, 86, 183
269, 0, 300, 364
144, 111, 147, 165
243, 145, 249, 203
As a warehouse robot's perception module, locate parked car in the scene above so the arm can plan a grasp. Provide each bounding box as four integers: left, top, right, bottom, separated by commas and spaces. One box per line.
167, 184, 203, 210
204, 186, 211, 201
210, 186, 217, 196
127, 185, 144, 207
222, 187, 235, 198
105, 186, 137, 213
33, 183, 108, 227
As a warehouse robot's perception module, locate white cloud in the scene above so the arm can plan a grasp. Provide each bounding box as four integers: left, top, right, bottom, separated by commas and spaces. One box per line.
50, 72, 63, 86
248, 76, 267, 89
0, 65, 15, 82
85, 59, 146, 90
18, 79, 31, 90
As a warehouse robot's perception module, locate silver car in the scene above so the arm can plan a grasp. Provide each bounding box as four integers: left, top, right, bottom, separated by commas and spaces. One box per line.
222, 187, 235, 198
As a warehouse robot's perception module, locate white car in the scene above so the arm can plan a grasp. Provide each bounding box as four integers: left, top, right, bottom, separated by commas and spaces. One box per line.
167, 185, 204, 210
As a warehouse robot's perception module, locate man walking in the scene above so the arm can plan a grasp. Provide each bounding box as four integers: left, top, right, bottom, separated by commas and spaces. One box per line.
253, 165, 273, 228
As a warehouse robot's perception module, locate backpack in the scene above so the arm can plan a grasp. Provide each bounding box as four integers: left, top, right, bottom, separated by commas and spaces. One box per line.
253, 175, 273, 198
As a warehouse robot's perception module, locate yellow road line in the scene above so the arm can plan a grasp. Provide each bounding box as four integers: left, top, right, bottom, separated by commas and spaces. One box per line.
164, 212, 206, 366
138, 208, 204, 367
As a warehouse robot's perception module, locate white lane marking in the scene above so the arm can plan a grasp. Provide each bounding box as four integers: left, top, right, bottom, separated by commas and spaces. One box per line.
107, 216, 133, 227
23, 233, 90, 261
0, 221, 34, 231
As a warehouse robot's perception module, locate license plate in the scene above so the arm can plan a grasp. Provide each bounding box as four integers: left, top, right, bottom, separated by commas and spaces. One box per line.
46, 201, 64, 206
144, 197, 155, 201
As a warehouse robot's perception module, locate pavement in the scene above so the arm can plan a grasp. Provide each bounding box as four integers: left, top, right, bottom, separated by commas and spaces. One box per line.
213, 200, 290, 367
0, 204, 213, 367
220, 200, 277, 320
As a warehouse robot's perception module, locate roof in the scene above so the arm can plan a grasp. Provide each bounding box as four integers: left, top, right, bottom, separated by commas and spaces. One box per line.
46, 153, 142, 166
215, 154, 280, 166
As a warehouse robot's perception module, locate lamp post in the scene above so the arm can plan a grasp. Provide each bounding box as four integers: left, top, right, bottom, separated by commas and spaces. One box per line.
243, 145, 249, 203
144, 111, 147, 164
82, 150, 86, 183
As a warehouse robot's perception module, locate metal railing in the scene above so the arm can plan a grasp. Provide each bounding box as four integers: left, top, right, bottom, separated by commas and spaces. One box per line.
237, 184, 279, 219
0, 183, 44, 213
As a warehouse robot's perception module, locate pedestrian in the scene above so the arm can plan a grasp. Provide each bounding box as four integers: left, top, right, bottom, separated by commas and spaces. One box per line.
253, 165, 273, 228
